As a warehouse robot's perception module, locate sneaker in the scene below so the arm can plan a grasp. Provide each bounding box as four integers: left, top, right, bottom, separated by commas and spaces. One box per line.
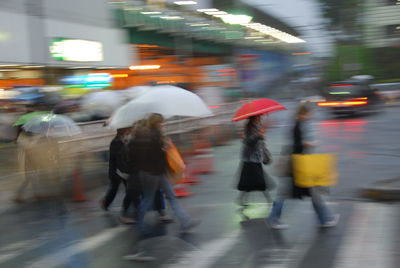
180, 219, 201, 232
320, 214, 340, 228
119, 216, 136, 224
123, 251, 155, 262
266, 219, 289, 230
159, 215, 174, 223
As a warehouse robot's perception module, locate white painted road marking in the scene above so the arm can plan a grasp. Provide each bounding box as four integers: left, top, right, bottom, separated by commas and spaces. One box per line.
165, 231, 240, 268
0, 232, 55, 264
26, 226, 127, 268
333, 203, 396, 268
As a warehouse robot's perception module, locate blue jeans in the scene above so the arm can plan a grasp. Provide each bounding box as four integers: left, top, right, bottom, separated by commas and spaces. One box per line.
268, 179, 334, 225
137, 171, 190, 233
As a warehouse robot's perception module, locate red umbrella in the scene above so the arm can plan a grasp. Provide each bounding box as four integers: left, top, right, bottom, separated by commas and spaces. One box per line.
232, 98, 286, 122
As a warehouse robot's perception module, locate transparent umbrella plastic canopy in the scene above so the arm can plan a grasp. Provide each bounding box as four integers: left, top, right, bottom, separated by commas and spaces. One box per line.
81, 91, 125, 118
22, 114, 81, 137
108, 85, 213, 129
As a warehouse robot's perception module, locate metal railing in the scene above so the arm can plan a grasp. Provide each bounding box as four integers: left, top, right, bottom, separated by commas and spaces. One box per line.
58, 100, 246, 155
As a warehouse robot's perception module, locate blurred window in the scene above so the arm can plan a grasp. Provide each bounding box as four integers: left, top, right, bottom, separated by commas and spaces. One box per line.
386, 25, 400, 38
386, 0, 400, 5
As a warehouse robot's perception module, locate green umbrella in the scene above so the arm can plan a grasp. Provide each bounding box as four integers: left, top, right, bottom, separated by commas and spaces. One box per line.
13, 111, 50, 127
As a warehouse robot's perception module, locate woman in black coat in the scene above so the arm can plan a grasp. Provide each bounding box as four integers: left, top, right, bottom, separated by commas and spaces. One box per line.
100, 128, 135, 223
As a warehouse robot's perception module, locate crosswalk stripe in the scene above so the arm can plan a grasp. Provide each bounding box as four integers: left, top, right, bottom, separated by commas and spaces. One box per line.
0, 232, 56, 264
165, 231, 240, 268
333, 203, 396, 268
26, 226, 127, 268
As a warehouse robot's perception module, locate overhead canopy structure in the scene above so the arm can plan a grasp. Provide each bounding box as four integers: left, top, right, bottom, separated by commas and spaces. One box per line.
111, 1, 305, 54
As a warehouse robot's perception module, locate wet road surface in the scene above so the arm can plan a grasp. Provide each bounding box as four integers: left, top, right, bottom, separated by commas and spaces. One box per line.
0, 104, 399, 268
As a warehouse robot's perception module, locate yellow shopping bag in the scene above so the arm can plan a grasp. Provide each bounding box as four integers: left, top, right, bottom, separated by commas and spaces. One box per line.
292, 154, 338, 188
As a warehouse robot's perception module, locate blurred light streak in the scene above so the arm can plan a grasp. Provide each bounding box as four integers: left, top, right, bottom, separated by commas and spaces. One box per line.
329, 91, 350, 94
197, 9, 219, 12
111, 74, 128, 78
161, 16, 184, 20
174, 1, 197, 5
129, 65, 161, 70
217, 69, 236, 72
342, 101, 368, 105
221, 14, 253, 25
291, 52, 312, 55
318, 101, 368, 106
330, 84, 353, 87
208, 105, 221, 109
141, 11, 162, 15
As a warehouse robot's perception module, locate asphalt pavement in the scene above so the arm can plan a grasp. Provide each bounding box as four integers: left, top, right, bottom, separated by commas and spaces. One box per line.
0, 104, 400, 267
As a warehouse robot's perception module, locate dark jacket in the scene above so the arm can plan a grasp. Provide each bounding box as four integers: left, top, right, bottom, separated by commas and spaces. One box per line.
293, 120, 304, 154
129, 128, 167, 175
291, 119, 310, 198
241, 122, 268, 163
108, 136, 125, 180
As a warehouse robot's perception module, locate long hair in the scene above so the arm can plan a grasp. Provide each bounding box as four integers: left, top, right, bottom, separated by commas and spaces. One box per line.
295, 103, 311, 120
245, 115, 260, 137
146, 113, 165, 143
116, 127, 131, 138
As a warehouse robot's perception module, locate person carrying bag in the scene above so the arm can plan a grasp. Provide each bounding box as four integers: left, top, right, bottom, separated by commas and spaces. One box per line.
267, 103, 340, 229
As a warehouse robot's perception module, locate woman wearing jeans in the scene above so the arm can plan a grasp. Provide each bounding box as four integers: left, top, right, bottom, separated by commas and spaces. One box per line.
267, 103, 339, 229
123, 114, 200, 262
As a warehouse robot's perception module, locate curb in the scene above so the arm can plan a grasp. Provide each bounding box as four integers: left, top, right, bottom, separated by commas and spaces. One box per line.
361, 177, 400, 201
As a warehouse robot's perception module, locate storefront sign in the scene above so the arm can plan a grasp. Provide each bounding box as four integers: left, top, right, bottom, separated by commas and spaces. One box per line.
49, 38, 103, 62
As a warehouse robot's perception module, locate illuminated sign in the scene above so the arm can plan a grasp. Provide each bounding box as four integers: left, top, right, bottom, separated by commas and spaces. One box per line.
50, 38, 103, 62
61, 73, 112, 88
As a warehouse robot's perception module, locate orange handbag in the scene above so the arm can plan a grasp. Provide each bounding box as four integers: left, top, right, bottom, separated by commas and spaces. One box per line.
166, 140, 185, 183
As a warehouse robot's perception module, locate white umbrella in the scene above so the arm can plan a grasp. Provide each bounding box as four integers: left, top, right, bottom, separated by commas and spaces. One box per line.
108, 85, 212, 129
81, 91, 124, 118
23, 114, 81, 137
120, 86, 151, 100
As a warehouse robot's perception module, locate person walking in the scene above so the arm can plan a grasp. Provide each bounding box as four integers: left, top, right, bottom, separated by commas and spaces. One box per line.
100, 127, 137, 223
266, 103, 339, 229
237, 115, 273, 220
123, 113, 200, 262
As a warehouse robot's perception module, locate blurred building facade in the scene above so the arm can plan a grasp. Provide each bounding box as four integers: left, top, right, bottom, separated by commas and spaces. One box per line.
363, 0, 400, 48
0, 0, 131, 87
111, 0, 305, 96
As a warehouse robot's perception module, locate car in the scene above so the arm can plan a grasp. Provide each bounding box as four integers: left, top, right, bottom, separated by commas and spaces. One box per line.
318, 79, 381, 115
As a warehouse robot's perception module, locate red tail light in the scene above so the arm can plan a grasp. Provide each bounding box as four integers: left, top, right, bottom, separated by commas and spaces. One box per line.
318, 102, 341, 106
342, 101, 368, 105
330, 84, 353, 87
318, 101, 368, 107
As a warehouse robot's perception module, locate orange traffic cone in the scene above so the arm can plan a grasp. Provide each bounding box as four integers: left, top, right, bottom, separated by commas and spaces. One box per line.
72, 167, 89, 202
192, 141, 215, 174
174, 184, 193, 197
173, 164, 193, 197
182, 162, 201, 185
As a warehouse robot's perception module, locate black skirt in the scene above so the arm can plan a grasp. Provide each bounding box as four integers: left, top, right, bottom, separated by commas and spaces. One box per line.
237, 162, 266, 192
